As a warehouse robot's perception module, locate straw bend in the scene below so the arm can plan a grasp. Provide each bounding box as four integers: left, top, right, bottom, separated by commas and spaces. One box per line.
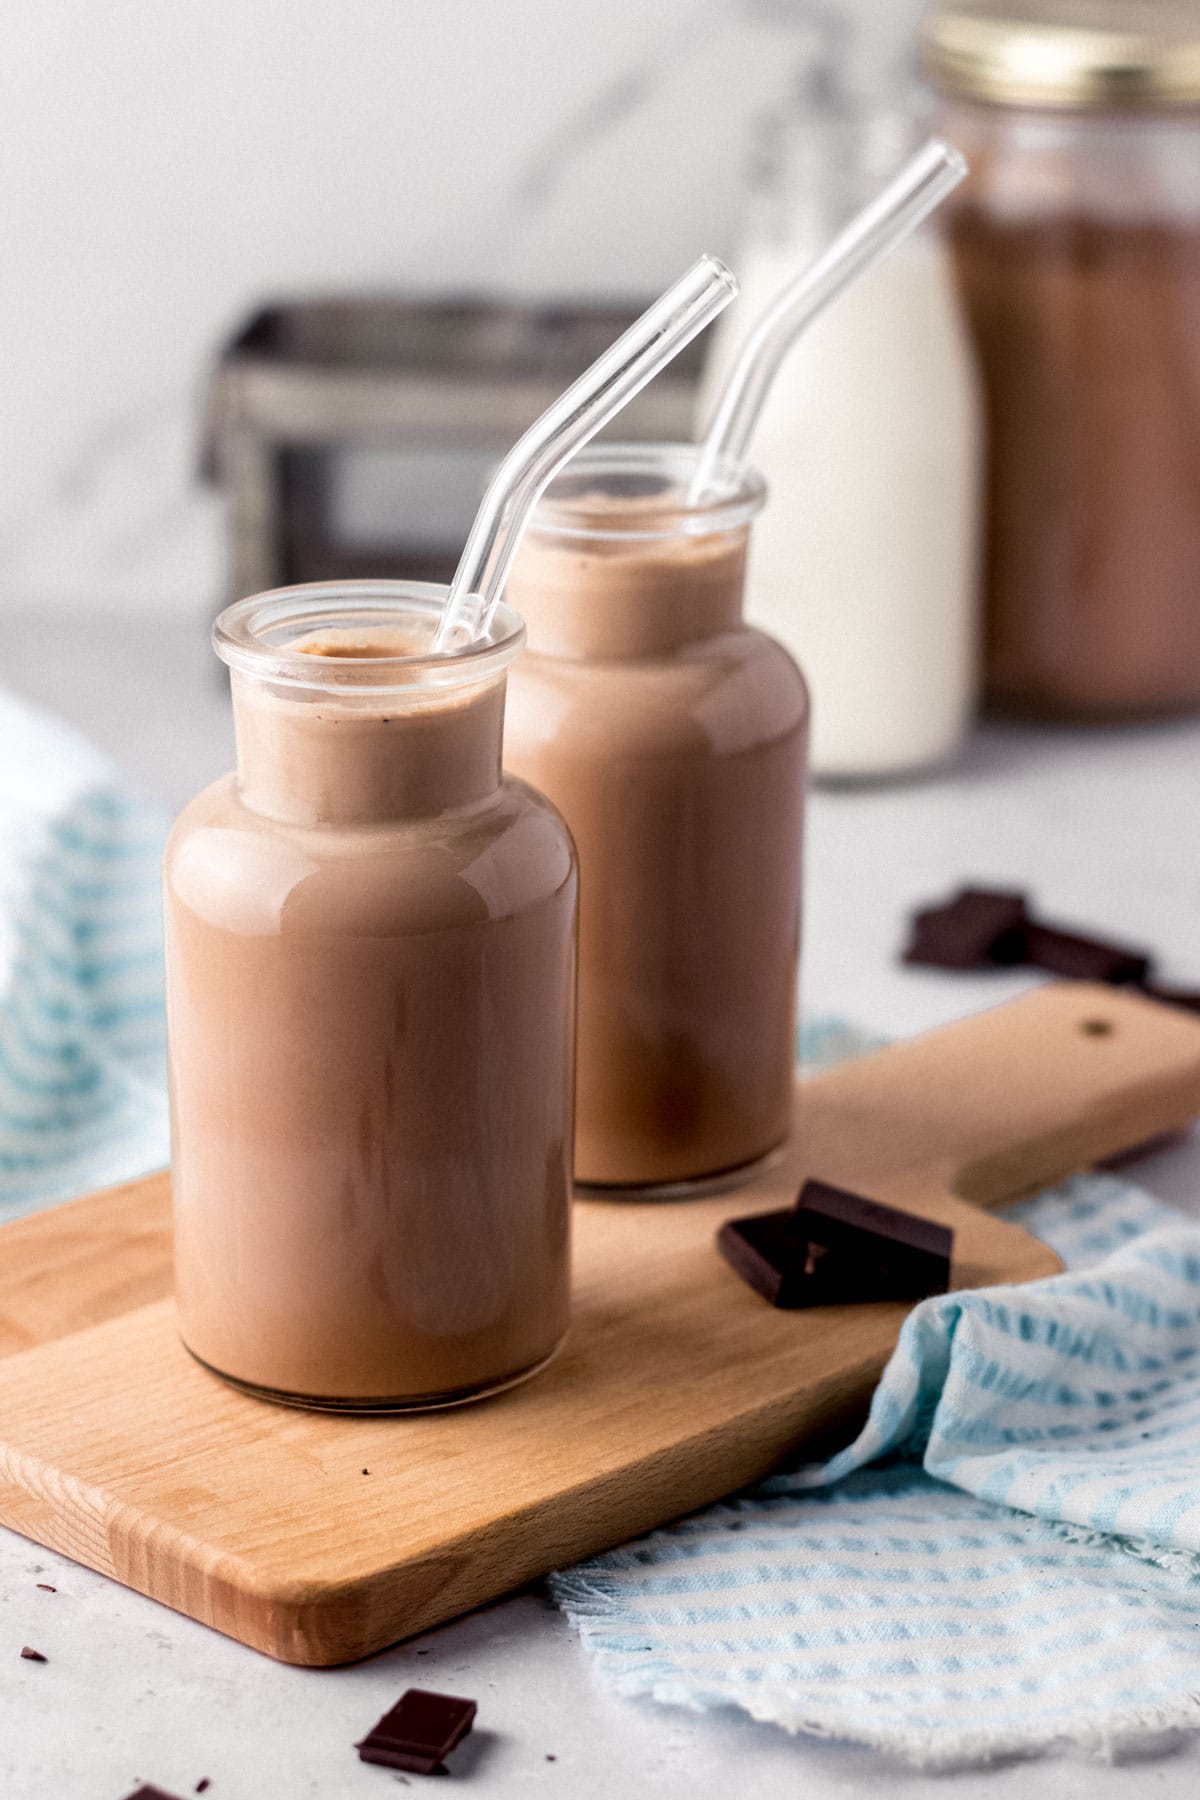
433, 254, 739, 651
689, 138, 967, 504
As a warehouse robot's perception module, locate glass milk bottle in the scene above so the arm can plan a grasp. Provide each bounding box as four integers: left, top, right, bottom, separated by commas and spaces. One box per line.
504, 446, 809, 1194
164, 582, 577, 1410
698, 80, 982, 778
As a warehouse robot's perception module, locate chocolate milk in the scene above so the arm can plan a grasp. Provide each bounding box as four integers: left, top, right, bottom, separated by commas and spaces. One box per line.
165, 591, 577, 1408
504, 450, 809, 1190
951, 212, 1200, 715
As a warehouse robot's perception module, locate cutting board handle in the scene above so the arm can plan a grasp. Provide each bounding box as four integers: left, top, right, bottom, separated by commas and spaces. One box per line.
800, 983, 1200, 1214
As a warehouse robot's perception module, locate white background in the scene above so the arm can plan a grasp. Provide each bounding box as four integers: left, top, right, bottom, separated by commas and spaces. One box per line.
0, 0, 911, 618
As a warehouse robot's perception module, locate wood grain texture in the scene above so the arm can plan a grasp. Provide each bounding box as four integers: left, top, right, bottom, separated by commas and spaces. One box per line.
0, 983, 1198, 1665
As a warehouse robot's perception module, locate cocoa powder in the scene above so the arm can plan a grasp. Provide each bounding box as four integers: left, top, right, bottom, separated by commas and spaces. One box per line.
952, 210, 1200, 716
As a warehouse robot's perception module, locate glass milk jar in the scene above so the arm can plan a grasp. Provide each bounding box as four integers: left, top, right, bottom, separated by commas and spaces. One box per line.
697, 80, 982, 778
164, 582, 577, 1410
504, 445, 809, 1195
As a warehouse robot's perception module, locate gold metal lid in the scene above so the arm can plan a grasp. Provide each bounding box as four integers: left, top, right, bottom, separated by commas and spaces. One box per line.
920, 1, 1200, 112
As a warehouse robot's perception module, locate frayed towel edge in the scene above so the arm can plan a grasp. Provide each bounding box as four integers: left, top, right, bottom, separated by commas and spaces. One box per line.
547, 1569, 1200, 1770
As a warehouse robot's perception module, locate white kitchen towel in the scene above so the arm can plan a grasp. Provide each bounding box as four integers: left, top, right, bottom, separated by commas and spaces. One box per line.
552, 1174, 1200, 1765
0, 692, 169, 1218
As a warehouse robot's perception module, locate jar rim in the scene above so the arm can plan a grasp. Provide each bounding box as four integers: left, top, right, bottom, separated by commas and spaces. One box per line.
214, 581, 525, 693
921, 1, 1200, 115
527, 443, 767, 543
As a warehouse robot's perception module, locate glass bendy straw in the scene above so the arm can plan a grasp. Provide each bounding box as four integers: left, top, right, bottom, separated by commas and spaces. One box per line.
689, 138, 967, 503
432, 253, 738, 651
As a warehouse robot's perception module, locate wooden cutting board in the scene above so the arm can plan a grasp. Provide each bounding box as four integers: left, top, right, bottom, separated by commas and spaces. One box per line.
1, 983, 1199, 1668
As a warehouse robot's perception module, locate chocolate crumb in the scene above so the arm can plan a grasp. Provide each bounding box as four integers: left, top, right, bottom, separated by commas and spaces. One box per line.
35, 1583, 56, 1592
362, 1468, 370, 1476
546, 1752, 557, 1761
19, 1646, 47, 1662
195, 1783, 211, 1795
122, 1788, 187, 1800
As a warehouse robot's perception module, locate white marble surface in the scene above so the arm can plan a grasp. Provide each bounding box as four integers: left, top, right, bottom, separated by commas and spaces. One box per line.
5, 611, 1200, 1798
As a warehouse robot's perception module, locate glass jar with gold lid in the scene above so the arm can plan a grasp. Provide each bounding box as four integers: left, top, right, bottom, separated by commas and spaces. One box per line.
920, 1, 1200, 717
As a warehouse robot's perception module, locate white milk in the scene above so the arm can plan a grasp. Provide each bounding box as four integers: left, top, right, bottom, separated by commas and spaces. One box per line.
698, 226, 982, 779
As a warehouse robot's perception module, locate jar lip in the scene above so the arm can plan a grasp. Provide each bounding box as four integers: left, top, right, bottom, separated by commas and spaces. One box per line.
527, 443, 767, 543
921, 2, 1200, 115
214, 581, 525, 693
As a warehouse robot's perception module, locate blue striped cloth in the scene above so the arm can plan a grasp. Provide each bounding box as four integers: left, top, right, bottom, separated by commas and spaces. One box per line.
552, 1175, 1200, 1764
0, 692, 168, 1218
7, 693, 1200, 1764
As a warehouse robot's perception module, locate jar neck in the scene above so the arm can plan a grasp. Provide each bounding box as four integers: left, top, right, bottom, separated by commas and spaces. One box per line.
939, 99, 1200, 225
507, 523, 751, 662
231, 671, 507, 825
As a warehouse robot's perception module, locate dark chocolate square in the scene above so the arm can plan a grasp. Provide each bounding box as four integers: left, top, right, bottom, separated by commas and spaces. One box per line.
903, 887, 1029, 970
718, 1182, 953, 1310
790, 1180, 953, 1302
357, 1687, 477, 1773
1023, 923, 1151, 985
1141, 983, 1200, 1016
717, 1210, 820, 1308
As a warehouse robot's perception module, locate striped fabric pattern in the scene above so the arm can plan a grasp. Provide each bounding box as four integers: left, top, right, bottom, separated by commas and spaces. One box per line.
552, 1176, 1200, 1764
0, 693, 168, 1218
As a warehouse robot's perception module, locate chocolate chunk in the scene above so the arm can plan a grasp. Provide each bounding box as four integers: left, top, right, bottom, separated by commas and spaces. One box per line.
903, 887, 1029, 970
1024, 923, 1150, 985
357, 1688, 477, 1774
791, 1180, 953, 1301
1139, 983, 1200, 1017
903, 885, 1155, 987
122, 1789, 185, 1800
718, 1180, 952, 1310
19, 1646, 47, 1662
717, 1210, 814, 1307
